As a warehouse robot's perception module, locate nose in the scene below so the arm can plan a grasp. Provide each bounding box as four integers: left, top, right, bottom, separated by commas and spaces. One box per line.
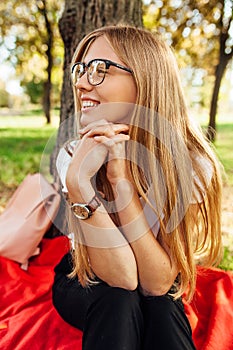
75, 71, 93, 91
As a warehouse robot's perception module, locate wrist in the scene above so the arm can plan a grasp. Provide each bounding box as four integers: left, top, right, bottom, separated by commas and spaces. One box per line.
111, 179, 136, 211
70, 194, 102, 220
66, 179, 95, 203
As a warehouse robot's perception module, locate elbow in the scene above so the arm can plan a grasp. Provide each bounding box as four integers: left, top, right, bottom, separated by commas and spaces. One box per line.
120, 278, 138, 291
101, 266, 138, 291
109, 273, 138, 291
152, 285, 172, 296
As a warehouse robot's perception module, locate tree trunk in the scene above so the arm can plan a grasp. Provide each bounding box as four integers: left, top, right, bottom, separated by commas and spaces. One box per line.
49, 0, 142, 235
207, 12, 233, 142
41, 0, 53, 124
51, 0, 143, 179
207, 56, 228, 141
43, 76, 52, 124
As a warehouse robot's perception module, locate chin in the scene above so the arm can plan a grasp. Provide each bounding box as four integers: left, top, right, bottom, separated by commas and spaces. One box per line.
80, 102, 134, 126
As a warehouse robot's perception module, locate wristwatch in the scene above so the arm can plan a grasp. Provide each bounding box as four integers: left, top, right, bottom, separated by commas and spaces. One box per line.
70, 195, 101, 220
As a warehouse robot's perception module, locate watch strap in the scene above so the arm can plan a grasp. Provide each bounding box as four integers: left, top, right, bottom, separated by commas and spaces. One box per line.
87, 195, 102, 212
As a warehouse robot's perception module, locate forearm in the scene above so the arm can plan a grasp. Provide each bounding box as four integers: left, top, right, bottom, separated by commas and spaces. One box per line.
67, 181, 138, 290
112, 179, 178, 295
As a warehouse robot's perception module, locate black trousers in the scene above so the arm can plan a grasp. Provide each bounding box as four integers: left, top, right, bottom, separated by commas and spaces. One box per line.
52, 253, 196, 350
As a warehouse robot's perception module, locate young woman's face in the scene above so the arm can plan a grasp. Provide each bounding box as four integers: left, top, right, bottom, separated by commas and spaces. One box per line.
75, 36, 137, 127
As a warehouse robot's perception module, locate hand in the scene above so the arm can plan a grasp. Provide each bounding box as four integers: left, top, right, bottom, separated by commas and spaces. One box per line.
65, 136, 108, 198
79, 120, 131, 185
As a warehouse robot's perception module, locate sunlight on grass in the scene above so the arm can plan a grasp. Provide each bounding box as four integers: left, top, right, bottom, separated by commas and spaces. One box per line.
0, 110, 58, 193
0, 112, 59, 128
215, 124, 233, 185
0, 108, 232, 270
190, 109, 233, 185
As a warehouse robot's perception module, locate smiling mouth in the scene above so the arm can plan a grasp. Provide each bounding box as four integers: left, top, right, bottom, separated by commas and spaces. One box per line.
82, 101, 99, 109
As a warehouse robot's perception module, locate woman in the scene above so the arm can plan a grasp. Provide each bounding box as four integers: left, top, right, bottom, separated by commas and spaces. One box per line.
52, 25, 222, 350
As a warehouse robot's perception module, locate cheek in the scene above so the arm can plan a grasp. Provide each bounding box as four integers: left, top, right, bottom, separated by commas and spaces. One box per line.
126, 81, 137, 104
102, 103, 135, 124
101, 77, 137, 104
115, 84, 137, 104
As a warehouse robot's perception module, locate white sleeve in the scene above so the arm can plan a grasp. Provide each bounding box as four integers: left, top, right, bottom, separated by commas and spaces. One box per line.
56, 140, 79, 193
56, 147, 72, 193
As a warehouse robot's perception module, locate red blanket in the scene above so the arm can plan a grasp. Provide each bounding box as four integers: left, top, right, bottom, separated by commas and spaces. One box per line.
0, 237, 82, 350
0, 237, 232, 350
183, 267, 233, 350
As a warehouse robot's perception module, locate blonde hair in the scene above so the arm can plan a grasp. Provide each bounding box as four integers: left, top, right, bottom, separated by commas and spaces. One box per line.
68, 25, 222, 301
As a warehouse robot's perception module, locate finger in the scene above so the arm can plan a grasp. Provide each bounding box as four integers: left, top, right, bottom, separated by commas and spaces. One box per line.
110, 133, 130, 142
94, 134, 130, 146
94, 136, 115, 147
82, 124, 129, 139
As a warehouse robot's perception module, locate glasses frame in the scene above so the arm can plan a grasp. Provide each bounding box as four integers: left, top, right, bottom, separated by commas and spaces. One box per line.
71, 58, 133, 86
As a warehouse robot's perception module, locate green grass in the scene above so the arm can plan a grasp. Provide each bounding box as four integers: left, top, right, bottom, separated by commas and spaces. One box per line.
0, 108, 232, 270
218, 247, 233, 271
0, 110, 59, 208
214, 123, 233, 185
0, 128, 55, 183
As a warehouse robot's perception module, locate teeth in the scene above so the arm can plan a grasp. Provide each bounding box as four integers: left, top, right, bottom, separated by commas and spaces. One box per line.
82, 101, 98, 108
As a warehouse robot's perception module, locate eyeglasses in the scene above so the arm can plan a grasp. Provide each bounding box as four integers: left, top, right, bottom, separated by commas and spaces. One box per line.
71, 58, 133, 86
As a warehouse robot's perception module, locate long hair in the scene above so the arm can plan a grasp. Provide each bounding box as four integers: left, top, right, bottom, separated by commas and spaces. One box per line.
68, 25, 222, 301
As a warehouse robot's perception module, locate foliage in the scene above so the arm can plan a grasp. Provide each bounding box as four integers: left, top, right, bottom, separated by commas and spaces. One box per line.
0, 90, 10, 108
143, 0, 233, 71
143, 0, 233, 140
0, 0, 64, 108
21, 79, 44, 104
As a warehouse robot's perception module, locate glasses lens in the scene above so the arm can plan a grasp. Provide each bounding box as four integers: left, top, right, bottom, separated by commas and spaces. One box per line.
72, 63, 84, 85
88, 60, 106, 86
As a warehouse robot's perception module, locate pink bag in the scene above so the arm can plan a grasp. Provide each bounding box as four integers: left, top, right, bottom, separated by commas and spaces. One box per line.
0, 173, 60, 269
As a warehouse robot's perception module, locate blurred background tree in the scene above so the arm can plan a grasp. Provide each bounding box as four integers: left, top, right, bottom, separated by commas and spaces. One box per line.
48, 0, 143, 233
0, 0, 64, 123
0, 0, 232, 138
0, 0, 232, 240
0, 0, 232, 263
143, 0, 233, 141
51, 0, 143, 180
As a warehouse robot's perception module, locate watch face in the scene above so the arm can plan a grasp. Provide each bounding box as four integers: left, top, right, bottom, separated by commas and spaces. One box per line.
72, 204, 91, 220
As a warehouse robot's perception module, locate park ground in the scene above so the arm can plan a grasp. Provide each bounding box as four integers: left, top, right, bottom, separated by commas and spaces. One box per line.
0, 108, 232, 269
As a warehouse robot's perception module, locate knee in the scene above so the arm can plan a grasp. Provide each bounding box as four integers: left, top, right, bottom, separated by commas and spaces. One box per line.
97, 287, 141, 315
142, 294, 178, 316
142, 294, 188, 326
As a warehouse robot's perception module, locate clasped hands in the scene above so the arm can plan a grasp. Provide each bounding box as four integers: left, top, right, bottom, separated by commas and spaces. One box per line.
65, 119, 132, 200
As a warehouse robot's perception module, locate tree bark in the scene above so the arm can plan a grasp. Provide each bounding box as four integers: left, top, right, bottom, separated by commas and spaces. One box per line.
207, 11, 233, 142
41, 0, 53, 124
51, 0, 143, 179
49, 0, 142, 235
207, 56, 228, 141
